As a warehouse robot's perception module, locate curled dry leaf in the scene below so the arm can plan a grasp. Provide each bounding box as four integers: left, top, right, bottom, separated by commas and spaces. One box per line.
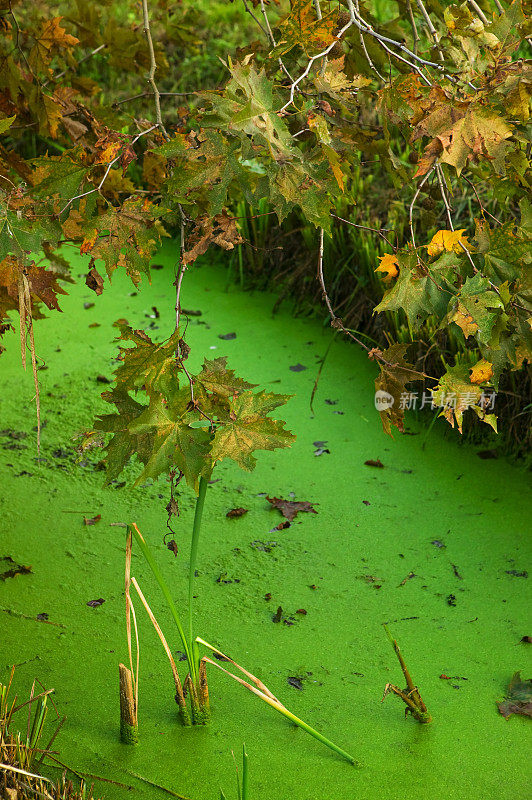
226, 507, 248, 518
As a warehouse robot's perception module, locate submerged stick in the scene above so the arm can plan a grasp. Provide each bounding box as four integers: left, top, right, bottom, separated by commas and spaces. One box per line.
382, 624, 431, 723
119, 664, 138, 744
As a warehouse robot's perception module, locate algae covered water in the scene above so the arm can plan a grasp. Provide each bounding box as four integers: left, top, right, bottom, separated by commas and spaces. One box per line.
1, 244, 530, 800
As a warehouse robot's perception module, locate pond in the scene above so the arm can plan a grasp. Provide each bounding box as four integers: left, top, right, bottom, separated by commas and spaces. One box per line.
1, 242, 530, 799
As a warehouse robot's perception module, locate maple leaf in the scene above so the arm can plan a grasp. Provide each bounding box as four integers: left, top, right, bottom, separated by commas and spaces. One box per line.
29, 17, 80, 74
128, 391, 212, 489
451, 302, 478, 338
75, 197, 162, 285
32, 152, 89, 207
94, 389, 154, 483
469, 359, 494, 384
497, 671, 532, 720
0, 255, 67, 311
374, 251, 452, 327
112, 321, 184, 397
426, 229, 470, 258
449, 274, 507, 347
273, 0, 338, 57
375, 253, 399, 282
196, 357, 256, 398
431, 364, 497, 433
210, 390, 295, 470
374, 343, 424, 435
183, 212, 244, 265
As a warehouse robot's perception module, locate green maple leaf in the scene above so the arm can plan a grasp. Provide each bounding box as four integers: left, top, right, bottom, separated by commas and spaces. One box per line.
32, 152, 89, 205
374, 251, 451, 327
128, 391, 212, 489
94, 389, 153, 483
196, 357, 256, 398
165, 131, 251, 217
453, 273, 507, 347
79, 198, 162, 285
202, 63, 293, 158
210, 390, 295, 471
112, 322, 184, 397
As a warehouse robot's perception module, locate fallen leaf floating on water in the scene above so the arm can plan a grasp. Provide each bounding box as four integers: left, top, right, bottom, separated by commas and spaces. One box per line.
497, 672, 532, 719
266, 496, 317, 522
226, 507, 248, 518
86, 598, 105, 607
365, 459, 384, 468
83, 514, 101, 526
270, 520, 291, 531
289, 363, 307, 372
0, 556, 33, 581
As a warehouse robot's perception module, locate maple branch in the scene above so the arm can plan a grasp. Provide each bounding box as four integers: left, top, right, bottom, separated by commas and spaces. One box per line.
406, 0, 420, 55
353, 0, 386, 82
43, 44, 107, 87
280, 17, 355, 112
241, 0, 269, 39
409, 166, 436, 248
60, 125, 158, 214
330, 213, 394, 249
468, 0, 489, 25
113, 90, 196, 108
141, 0, 169, 141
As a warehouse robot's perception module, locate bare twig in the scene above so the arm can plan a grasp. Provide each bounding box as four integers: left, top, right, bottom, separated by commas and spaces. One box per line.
60, 125, 158, 214
141, 0, 169, 140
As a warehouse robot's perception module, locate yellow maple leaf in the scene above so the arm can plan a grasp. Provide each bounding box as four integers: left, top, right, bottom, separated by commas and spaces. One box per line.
375, 253, 399, 282
470, 359, 494, 384
451, 302, 478, 338
427, 229, 470, 257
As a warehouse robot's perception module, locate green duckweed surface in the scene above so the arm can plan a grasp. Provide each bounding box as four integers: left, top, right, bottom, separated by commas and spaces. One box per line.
1, 243, 530, 800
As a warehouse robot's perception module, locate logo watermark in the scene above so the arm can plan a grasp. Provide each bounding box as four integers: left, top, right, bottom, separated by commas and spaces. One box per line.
374, 390, 496, 412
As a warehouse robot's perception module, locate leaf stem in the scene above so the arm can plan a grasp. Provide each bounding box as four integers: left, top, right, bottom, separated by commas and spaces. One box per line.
188, 475, 210, 678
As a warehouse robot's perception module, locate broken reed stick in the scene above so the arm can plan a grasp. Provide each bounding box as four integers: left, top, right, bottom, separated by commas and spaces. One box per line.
119, 664, 138, 744
130, 577, 191, 726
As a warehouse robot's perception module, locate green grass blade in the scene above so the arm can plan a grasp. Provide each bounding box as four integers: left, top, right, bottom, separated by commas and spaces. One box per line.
128, 524, 194, 678
242, 744, 249, 800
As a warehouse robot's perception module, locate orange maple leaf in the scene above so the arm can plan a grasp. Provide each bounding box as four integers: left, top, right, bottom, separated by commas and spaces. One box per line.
375, 253, 399, 282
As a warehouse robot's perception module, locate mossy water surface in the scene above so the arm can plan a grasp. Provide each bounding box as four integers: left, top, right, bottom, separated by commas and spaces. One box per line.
1, 243, 530, 799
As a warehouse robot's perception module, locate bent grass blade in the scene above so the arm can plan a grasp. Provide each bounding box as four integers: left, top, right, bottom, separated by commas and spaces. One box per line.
197, 639, 360, 767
